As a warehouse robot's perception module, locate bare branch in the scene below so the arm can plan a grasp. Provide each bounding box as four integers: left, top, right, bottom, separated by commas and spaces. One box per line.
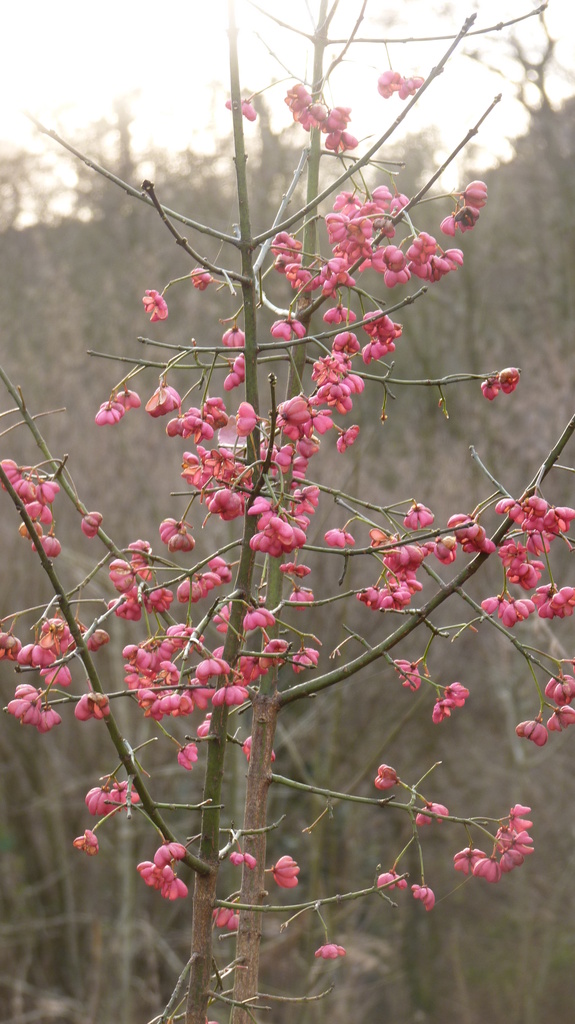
327, 4, 549, 44
141, 179, 249, 284
25, 112, 240, 245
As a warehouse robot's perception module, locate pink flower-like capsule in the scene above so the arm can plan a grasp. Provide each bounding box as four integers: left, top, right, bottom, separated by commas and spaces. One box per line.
236, 401, 257, 436
196, 656, 231, 683
462, 180, 488, 210
453, 846, 487, 875
431, 535, 457, 564
225, 97, 257, 121
315, 944, 346, 959
411, 884, 435, 910
81, 511, 103, 538
40, 662, 72, 688
243, 606, 276, 632
116, 388, 141, 411
323, 304, 357, 325
289, 588, 314, 607
190, 268, 213, 290
41, 535, 62, 558
259, 639, 289, 671
270, 317, 306, 341
196, 712, 212, 737
403, 502, 434, 530
145, 382, 181, 418
153, 842, 187, 868
508, 804, 533, 832
377, 870, 408, 890
95, 399, 125, 426
142, 289, 168, 322
230, 851, 257, 869
272, 855, 300, 888
547, 705, 575, 732
72, 829, 99, 855
85, 780, 141, 816
74, 692, 110, 721
6, 684, 43, 728
544, 674, 575, 706
0, 631, 22, 662
159, 518, 195, 553
292, 646, 320, 673
394, 659, 422, 691
481, 594, 536, 628
374, 764, 399, 790
213, 907, 239, 930
212, 683, 249, 707
337, 424, 360, 453
415, 801, 449, 826
142, 862, 188, 900
377, 69, 403, 98
499, 367, 520, 394
472, 856, 502, 883
222, 326, 245, 348
440, 215, 457, 237
435, 682, 469, 720
177, 742, 199, 770
224, 353, 245, 391
324, 528, 355, 548
398, 75, 424, 98
324, 130, 358, 153
372, 244, 411, 288
515, 718, 548, 746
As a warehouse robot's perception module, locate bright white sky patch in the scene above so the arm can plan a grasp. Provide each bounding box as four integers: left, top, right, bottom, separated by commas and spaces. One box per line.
3, 1, 574, 172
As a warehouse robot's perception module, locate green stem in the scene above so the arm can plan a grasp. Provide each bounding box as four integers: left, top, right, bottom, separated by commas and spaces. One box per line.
187, 4, 262, 1022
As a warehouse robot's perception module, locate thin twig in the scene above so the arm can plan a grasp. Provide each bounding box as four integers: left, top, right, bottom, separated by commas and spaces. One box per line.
141, 179, 249, 284
24, 112, 238, 244
327, 4, 548, 44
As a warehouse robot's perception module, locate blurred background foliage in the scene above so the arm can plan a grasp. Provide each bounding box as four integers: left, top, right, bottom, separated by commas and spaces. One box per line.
1, 70, 575, 1024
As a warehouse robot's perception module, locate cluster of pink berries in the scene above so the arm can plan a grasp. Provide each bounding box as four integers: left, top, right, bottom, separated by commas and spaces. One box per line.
374, 802, 533, 907
122, 624, 253, 718
278, 184, 467, 298
454, 804, 534, 883
516, 666, 575, 747
377, 869, 435, 912
137, 841, 189, 900
1, 458, 62, 557
478, 495, 575, 747
107, 539, 172, 622
440, 180, 488, 237
7, 683, 62, 733
357, 505, 487, 617
377, 70, 424, 100
482, 497, 575, 625
481, 367, 520, 401
285, 84, 358, 152
1, 458, 103, 546
5, 615, 110, 732
95, 387, 141, 425
176, 555, 232, 605
85, 779, 141, 816
225, 97, 257, 121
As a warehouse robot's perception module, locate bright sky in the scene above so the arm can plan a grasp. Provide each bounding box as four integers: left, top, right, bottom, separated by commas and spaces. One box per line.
3, 1, 574, 184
